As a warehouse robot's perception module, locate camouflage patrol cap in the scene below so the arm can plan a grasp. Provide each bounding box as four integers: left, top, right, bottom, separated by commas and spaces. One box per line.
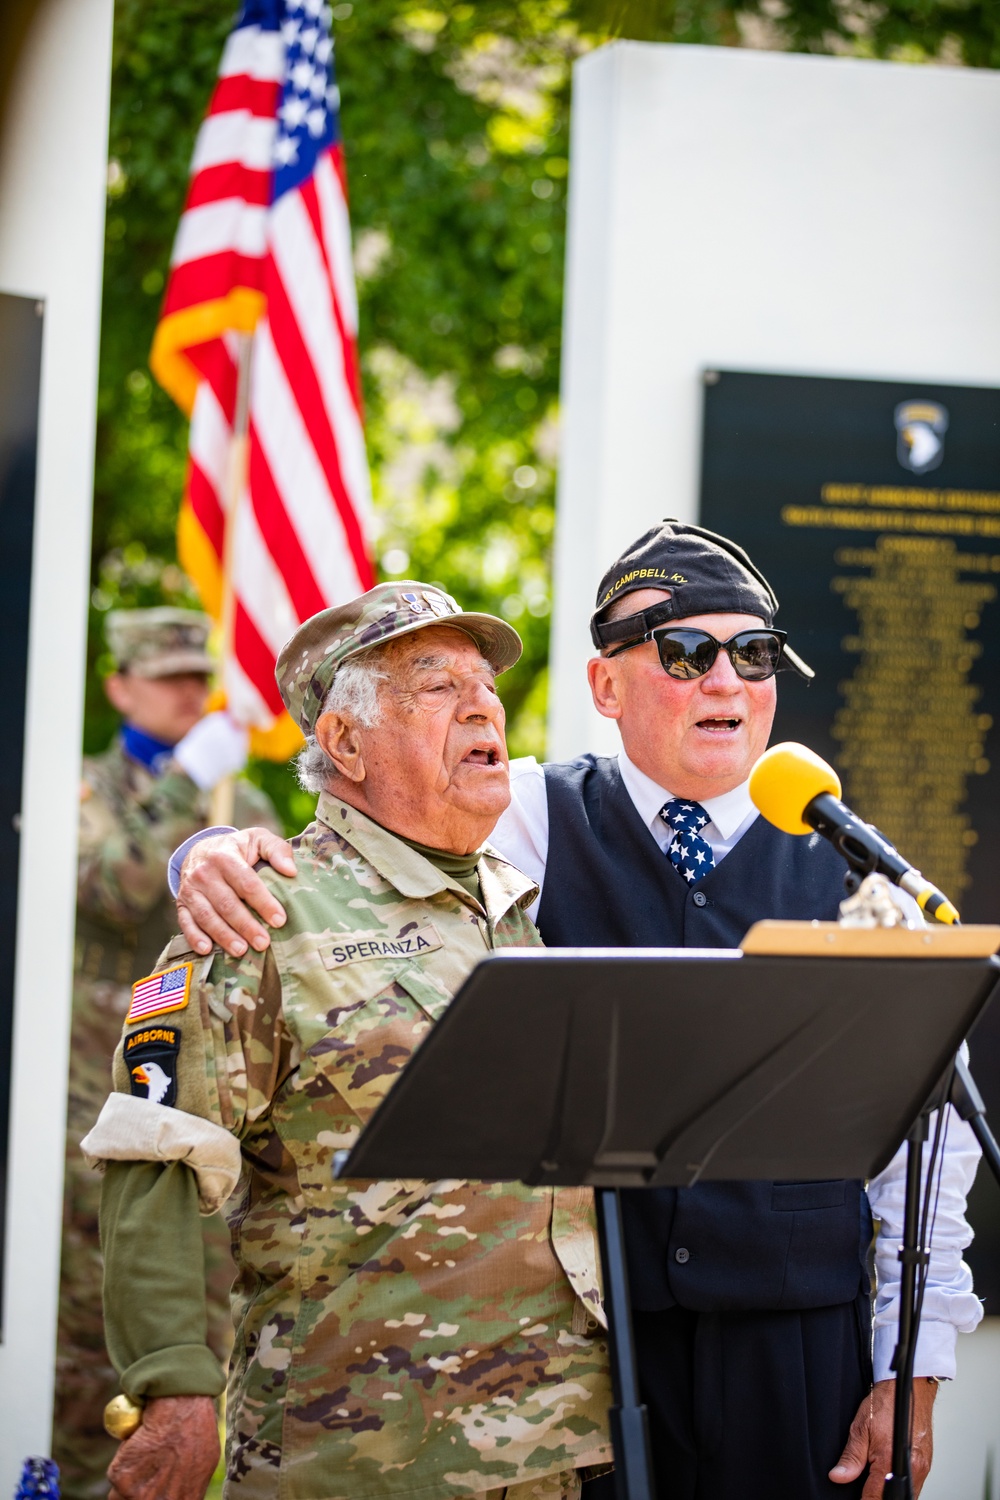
105, 607, 214, 679
277, 581, 523, 735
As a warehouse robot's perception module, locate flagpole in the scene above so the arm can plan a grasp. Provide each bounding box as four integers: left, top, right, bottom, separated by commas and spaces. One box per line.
209, 332, 253, 828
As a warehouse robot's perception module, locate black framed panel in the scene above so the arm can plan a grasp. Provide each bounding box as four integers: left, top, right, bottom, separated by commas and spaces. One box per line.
0, 292, 43, 1336
699, 368, 1000, 1300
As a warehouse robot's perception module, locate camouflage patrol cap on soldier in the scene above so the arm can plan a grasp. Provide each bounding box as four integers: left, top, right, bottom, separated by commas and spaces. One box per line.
276, 581, 523, 735
105, 608, 214, 679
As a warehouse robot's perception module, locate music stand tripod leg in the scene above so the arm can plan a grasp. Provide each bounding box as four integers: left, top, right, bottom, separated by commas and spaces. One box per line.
884, 1115, 929, 1500
594, 1189, 656, 1500
883, 1054, 1000, 1500
951, 1054, 1000, 1189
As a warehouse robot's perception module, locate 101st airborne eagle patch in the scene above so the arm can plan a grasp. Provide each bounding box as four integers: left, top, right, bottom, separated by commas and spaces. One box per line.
125, 1026, 181, 1107
125, 962, 193, 1024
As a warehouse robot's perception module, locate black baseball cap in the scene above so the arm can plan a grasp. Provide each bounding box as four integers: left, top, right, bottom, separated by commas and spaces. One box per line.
590, 519, 813, 680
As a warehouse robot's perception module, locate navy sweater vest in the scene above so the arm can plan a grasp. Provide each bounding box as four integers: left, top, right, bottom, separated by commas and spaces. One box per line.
535, 755, 873, 1313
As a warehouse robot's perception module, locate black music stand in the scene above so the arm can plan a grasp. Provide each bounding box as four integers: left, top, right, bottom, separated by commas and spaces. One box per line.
337, 930, 1000, 1500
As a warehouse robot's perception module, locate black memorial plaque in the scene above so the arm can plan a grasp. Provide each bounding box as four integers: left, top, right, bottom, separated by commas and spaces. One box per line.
700, 369, 1000, 1298
0, 293, 42, 1336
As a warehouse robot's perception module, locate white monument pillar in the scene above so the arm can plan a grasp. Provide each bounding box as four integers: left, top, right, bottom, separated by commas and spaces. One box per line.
0, 0, 112, 1482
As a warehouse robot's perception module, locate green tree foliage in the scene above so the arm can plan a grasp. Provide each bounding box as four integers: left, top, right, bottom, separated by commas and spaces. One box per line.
92, 0, 998, 830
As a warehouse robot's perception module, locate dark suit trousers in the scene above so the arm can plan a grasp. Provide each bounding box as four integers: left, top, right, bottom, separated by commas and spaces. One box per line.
632, 1296, 873, 1500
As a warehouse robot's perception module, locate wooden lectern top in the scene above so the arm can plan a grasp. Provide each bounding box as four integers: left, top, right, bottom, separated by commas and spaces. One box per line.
741, 921, 1000, 958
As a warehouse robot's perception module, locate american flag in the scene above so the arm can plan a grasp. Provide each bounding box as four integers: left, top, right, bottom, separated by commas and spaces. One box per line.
127, 964, 192, 1023
150, 0, 374, 756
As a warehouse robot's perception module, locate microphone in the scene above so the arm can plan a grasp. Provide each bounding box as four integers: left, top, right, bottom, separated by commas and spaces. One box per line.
749, 742, 961, 926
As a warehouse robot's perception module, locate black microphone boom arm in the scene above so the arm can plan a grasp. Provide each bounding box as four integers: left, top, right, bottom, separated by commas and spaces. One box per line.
804, 792, 958, 925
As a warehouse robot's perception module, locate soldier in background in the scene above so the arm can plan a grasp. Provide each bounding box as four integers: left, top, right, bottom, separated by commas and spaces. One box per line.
53, 607, 281, 1499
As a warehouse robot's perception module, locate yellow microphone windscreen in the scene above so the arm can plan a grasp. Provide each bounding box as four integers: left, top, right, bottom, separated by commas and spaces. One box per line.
749, 743, 843, 835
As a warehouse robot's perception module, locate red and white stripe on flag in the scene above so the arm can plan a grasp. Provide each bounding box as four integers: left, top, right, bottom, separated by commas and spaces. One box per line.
150, 1, 374, 759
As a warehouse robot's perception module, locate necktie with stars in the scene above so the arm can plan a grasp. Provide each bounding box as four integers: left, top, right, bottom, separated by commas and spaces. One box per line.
658, 798, 717, 884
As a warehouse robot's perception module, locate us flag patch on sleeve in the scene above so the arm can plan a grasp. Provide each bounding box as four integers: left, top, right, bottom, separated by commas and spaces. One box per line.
126, 962, 193, 1024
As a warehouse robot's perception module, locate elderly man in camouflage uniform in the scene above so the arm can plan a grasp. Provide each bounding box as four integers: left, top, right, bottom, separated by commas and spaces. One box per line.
84, 583, 612, 1500
54, 608, 280, 1498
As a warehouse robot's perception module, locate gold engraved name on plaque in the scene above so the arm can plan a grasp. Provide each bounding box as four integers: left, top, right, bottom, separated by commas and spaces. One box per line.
830, 535, 996, 901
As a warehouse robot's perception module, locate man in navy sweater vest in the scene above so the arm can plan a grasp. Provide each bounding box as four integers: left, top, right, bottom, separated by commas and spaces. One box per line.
170, 523, 981, 1500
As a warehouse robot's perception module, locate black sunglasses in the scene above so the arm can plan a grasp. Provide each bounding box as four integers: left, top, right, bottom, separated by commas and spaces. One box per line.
606, 627, 788, 681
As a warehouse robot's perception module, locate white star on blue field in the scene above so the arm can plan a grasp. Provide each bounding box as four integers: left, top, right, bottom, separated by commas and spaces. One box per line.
660, 798, 716, 884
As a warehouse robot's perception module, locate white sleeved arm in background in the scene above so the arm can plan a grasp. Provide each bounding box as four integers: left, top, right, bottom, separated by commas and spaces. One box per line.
489, 757, 550, 923
867, 1078, 984, 1381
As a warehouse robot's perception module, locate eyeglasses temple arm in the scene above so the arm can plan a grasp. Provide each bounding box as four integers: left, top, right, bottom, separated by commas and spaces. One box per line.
781, 643, 815, 681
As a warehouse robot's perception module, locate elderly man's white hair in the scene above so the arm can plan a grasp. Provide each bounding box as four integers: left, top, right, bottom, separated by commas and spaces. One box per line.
296, 646, 388, 793
295, 636, 496, 794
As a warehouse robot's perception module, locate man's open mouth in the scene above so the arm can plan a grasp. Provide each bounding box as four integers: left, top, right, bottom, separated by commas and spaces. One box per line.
696, 717, 741, 733
463, 747, 501, 766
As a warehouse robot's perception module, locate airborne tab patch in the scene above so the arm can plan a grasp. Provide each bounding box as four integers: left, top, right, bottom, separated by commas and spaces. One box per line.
325, 923, 443, 969
125, 1026, 180, 1107
126, 962, 192, 1023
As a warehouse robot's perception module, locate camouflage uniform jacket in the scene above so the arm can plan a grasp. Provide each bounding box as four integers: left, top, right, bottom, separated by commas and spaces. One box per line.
77, 738, 279, 987
107, 792, 611, 1500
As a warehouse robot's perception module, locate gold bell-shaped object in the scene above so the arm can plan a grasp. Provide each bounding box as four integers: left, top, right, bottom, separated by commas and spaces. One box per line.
103, 1392, 144, 1440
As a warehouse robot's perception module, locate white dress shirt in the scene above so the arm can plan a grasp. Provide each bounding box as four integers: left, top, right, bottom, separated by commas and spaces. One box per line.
170, 748, 984, 1379
491, 751, 984, 1381
494, 750, 760, 921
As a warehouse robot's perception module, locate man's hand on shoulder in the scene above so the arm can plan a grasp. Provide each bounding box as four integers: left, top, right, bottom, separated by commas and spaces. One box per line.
177, 827, 296, 958
108, 1395, 220, 1500
831, 1377, 937, 1497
